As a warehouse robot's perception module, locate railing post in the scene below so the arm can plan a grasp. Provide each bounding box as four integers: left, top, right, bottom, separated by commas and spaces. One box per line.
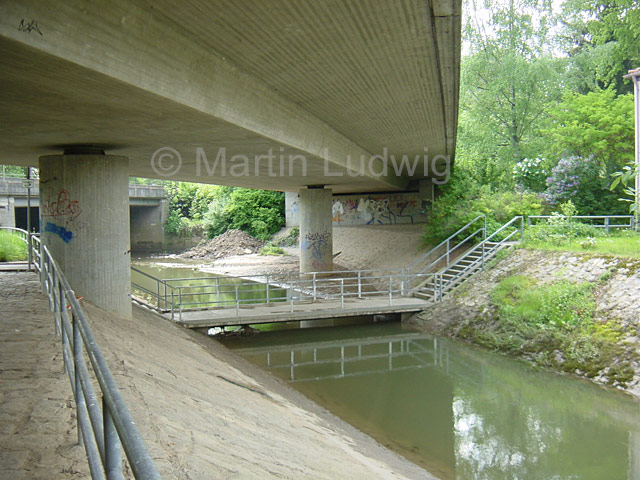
446, 238, 450, 265
178, 287, 183, 321
103, 397, 124, 480
357, 271, 362, 298
605, 216, 610, 234
313, 273, 317, 301
341, 278, 345, 309
520, 216, 524, 240
400, 269, 405, 296
216, 277, 220, 306
482, 242, 485, 270
27, 232, 33, 272
290, 282, 295, 313
235, 285, 240, 316
388, 277, 392, 306
265, 275, 270, 304
72, 311, 82, 446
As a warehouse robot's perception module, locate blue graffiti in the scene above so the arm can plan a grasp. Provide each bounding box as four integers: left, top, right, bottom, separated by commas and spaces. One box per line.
45, 222, 73, 243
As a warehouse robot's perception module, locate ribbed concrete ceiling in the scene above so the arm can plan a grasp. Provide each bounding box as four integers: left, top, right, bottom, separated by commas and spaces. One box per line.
0, 0, 460, 192
139, 0, 460, 159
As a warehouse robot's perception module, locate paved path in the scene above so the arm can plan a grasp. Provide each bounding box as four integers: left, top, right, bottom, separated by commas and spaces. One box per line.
0, 272, 88, 479
171, 295, 431, 328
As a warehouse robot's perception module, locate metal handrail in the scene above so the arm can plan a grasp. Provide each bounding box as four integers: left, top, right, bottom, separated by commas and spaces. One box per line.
527, 215, 634, 233
406, 214, 486, 271
10, 229, 161, 479
418, 216, 524, 301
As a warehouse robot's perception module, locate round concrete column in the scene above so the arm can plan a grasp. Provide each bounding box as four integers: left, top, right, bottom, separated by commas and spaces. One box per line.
299, 187, 333, 273
39, 151, 131, 318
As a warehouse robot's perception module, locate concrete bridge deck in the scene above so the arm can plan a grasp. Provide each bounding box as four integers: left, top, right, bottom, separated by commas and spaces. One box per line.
170, 295, 431, 328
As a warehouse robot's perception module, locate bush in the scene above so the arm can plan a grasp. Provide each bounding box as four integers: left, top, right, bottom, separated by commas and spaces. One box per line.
542, 155, 625, 214
278, 227, 299, 247
423, 173, 543, 245
204, 188, 285, 241
0, 231, 27, 261
524, 201, 603, 245
258, 243, 285, 256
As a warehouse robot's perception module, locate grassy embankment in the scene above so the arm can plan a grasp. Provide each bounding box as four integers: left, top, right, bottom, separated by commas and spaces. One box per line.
456, 228, 639, 387
0, 231, 27, 262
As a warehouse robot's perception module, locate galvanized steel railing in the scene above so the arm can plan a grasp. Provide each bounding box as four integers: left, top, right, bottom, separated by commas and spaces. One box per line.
131, 265, 435, 321
2, 228, 161, 480
527, 215, 635, 233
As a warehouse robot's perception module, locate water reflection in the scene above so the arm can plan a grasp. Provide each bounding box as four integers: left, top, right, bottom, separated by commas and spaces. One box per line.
225, 324, 640, 480
131, 258, 287, 309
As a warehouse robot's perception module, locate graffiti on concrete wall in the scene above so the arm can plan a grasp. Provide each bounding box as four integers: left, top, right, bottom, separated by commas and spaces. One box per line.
302, 231, 331, 270
45, 222, 73, 243
42, 189, 82, 220
332, 193, 425, 225
41, 189, 82, 243
285, 191, 427, 227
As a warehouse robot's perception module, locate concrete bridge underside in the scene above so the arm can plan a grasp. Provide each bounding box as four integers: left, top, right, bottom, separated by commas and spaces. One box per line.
0, 0, 461, 314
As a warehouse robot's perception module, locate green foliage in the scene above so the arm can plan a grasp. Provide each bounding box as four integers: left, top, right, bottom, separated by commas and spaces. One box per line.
0, 231, 27, 261
491, 276, 595, 328
423, 171, 543, 245
455, 274, 635, 385
512, 157, 550, 192
204, 188, 284, 241
523, 229, 640, 257
258, 243, 285, 256
278, 226, 299, 247
571, 0, 640, 92
610, 161, 640, 217
457, 0, 562, 188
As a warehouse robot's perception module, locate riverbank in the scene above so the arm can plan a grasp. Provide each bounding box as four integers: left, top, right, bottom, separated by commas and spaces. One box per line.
406, 248, 640, 397
154, 224, 427, 278
83, 301, 434, 478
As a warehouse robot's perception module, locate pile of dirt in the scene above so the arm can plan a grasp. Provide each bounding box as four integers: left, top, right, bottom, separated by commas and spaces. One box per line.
180, 229, 264, 259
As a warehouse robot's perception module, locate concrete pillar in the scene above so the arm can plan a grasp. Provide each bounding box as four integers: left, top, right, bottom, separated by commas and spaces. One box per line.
39, 150, 131, 317
0, 197, 15, 227
299, 187, 333, 272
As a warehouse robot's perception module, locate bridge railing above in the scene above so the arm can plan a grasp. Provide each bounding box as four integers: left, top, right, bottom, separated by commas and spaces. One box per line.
2, 228, 161, 480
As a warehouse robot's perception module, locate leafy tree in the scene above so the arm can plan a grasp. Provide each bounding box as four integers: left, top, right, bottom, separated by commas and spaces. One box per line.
457, 0, 561, 188
560, 0, 640, 94
544, 88, 634, 177
204, 188, 285, 241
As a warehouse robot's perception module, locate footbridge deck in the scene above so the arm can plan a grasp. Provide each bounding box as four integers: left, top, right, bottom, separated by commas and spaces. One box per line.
168, 296, 431, 329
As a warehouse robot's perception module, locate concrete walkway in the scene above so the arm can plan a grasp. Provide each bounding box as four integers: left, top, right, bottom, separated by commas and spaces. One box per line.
0, 272, 88, 479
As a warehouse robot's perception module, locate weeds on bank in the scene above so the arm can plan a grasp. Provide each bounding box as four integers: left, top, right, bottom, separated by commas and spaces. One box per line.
521, 203, 640, 257
456, 275, 635, 386
259, 243, 285, 256
0, 231, 27, 262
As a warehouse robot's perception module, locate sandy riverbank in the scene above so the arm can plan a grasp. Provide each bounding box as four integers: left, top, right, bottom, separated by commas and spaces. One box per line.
82, 300, 435, 479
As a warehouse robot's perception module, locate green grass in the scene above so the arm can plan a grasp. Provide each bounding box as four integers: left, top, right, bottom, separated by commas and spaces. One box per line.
522, 230, 640, 258
0, 231, 27, 262
455, 275, 636, 386
258, 243, 285, 256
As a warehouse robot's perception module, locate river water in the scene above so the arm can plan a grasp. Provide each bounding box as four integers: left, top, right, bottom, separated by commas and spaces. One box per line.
132, 258, 640, 478
223, 323, 640, 480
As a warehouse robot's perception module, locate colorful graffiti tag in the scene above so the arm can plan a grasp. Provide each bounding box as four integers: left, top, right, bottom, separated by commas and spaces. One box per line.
42, 189, 82, 220
331, 194, 425, 225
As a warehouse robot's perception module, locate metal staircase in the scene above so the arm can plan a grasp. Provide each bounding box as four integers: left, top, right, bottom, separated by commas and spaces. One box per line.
410, 216, 524, 302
